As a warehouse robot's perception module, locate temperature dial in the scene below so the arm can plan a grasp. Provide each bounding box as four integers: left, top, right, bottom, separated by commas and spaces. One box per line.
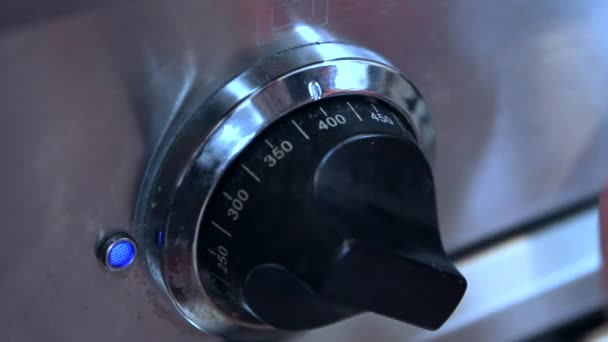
198, 96, 465, 331
135, 43, 466, 339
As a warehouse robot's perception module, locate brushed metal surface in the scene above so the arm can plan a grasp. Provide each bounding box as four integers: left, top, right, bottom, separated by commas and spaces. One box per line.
1, 0, 607, 341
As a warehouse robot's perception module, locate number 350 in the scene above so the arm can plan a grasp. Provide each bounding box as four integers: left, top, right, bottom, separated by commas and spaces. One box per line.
264, 141, 293, 167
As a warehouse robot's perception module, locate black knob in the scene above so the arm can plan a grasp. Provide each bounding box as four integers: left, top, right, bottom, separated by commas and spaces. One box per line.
196, 96, 466, 331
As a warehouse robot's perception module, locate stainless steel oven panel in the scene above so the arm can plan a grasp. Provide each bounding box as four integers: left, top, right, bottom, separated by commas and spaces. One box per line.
1, 1, 607, 341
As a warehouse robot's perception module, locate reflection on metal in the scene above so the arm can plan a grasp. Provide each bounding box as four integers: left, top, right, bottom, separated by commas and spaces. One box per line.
584, 324, 608, 342
256, 0, 329, 45
426, 206, 602, 341
295, 206, 602, 342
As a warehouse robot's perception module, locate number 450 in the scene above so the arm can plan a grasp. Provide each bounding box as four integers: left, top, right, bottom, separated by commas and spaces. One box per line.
371, 112, 394, 125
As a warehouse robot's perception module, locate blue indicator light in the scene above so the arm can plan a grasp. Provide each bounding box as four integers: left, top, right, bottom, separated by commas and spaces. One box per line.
158, 231, 164, 247
108, 241, 136, 268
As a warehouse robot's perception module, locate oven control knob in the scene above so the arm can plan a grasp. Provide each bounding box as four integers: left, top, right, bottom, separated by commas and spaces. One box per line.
135, 47, 467, 338
197, 97, 466, 331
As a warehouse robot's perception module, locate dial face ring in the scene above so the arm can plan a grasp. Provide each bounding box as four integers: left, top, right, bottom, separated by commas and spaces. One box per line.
134, 43, 433, 339
196, 95, 417, 328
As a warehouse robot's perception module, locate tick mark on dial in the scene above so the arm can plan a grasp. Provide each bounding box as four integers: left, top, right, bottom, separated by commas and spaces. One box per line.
212, 221, 232, 238
319, 107, 329, 117
291, 120, 310, 140
347, 101, 363, 121
241, 164, 262, 183
211, 273, 231, 287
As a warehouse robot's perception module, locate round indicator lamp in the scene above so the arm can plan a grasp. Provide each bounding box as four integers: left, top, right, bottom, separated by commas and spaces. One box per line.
99, 233, 137, 271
